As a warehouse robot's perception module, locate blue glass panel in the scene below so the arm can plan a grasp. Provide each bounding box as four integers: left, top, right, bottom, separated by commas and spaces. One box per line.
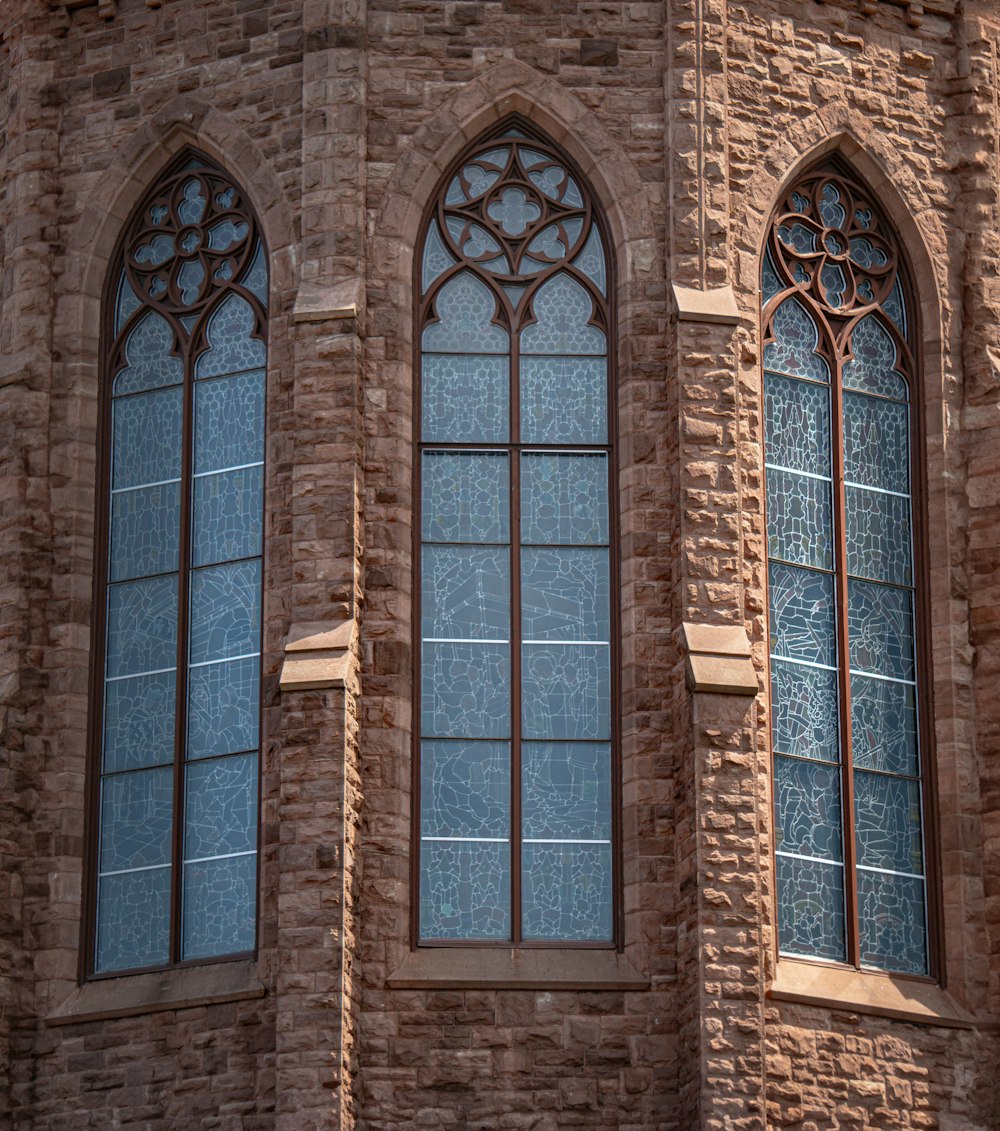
103, 670, 176, 773
845, 485, 911, 586
884, 278, 906, 334
776, 854, 846, 962
239, 239, 269, 304
421, 545, 509, 641
843, 393, 909, 495
520, 356, 607, 444
421, 354, 509, 444
847, 580, 914, 682
109, 481, 181, 581
777, 222, 818, 255
843, 316, 908, 400
178, 177, 207, 224
421, 272, 509, 354
854, 771, 922, 874
766, 467, 833, 571
420, 739, 509, 838
187, 656, 260, 760
820, 262, 847, 308
527, 165, 583, 208
570, 224, 607, 295
195, 294, 266, 378
194, 371, 265, 474
857, 869, 927, 974
178, 258, 205, 305
763, 299, 830, 383
764, 374, 831, 476
768, 563, 836, 668
106, 575, 178, 679
421, 221, 459, 294
207, 219, 248, 252
527, 218, 584, 260
521, 548, 609, 641
520, 274, 605, 355
521, 453, 608, 546
818, 182, 846, 228
192, 465, 264, 568
848, 237, 889, 271
100, 766, 173, 871
95, 867, 170, 973
775, 755, 842, 860
112, 387, 183, 489
522, 742, 611, 839
189, 559, 261, 665
851, 673, 917, 777
115, 273, 143, 334
420, 642, 510, 738
522, 643, 610, 740
421, 452, 509, 544
184, 752, 257, 860
182, 852, 256, 959
521, 843, 612, 942
487, 186, 542, 236
133, 233, 175, 267
770, 658, 839, 764
762, 247, 782, 305
420, 840, 509, 939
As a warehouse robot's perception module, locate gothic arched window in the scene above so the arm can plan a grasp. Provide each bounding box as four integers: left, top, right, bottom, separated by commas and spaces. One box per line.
763, 163, 930, 975
89, 152, 268, 975
416, 122, 617, 944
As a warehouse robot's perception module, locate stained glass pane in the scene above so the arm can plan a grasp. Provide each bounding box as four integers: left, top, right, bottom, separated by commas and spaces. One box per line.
765, 375, 830, 477
775, 755, 842, 860
522, 742, 611, 839
857, 869, 927, 974
762, 248, 782, 305
106, 575, 178, 679
850, 673, 917, 777
520, 274, 605, 355
521, 453, 608, 546
821, 262, 847, 308
420, 740, 509, 838
521, 548, 609, 641
195, 294, 266, 378
112, 388, 183, 489
763, 299, 830, 383
884, 278, 906, 334
521, 843, 612, 941
527, 219, 584, 261
777, 222, 818, 255
818, 183, 846, 229
843, 316, 908, 400
843, 393, 909, 495
853, 771, 922, 875
207, 219, 248, 252
768, 563, 836, 668
421, 354, 509, 444
422, 222, 459, 295
188, 559, 262, 665
115, 273, 143, 335
422, 272, 509, 354
109, 481, 181, 581
571, 225, 607, 295
187, 656, 260, 760
178, 258, 206, 305
421, 642, 510, 738
421, 451, 509, 544
182, 852, 256, 959
104, 670, 177, 773
845, 485, 912, 586
770, 659, 839, 764
521, 643, 610, 740
420, 841, 510, 939
194, 371, 265, 474
240, 239, 269, 303
847, 580, 914, 682
520, 356, 607, 444
100, 767, 173, 872
192, 465, 264, 568
766, 467, 833, 571
776, 855, 846, 962
184, 753, 257, 860
421, 546, 510, 641
95, 867, 170, 973
114, 311, 184, 396
848, 237, 889, 271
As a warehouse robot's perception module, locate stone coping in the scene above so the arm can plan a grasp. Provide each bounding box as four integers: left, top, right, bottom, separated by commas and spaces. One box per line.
387, 948, 649, 991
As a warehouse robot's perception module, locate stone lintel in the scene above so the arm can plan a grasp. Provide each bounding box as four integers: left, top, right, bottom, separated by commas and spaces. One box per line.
388, 948, 649, 991
682, 620, 757, 695
671, 283, 741, 326
280, 619, 358, 691
293, 277, 362, 324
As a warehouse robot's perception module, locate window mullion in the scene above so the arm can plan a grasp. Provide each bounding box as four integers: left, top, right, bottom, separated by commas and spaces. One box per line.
510, 328, 522, 946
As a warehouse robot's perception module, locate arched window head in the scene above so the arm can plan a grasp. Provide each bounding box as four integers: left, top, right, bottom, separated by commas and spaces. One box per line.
416, 121, 618, 945
762, 163, 930, 975
90, 151, 268, 975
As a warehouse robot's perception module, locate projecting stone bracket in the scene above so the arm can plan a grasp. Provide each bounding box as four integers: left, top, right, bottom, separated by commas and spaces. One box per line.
671, 283, 742, 326
279, 617, 359, 694
682, 621, 758, 695
292, 277, 362, 328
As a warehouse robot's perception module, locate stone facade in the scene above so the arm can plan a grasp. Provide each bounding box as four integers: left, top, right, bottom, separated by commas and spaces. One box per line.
0, 0, 998, 1128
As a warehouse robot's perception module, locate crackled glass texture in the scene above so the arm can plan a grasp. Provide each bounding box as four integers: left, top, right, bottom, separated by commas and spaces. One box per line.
419, 127, 613, 942
765, 169, 926, 974
96, 155, 266, 974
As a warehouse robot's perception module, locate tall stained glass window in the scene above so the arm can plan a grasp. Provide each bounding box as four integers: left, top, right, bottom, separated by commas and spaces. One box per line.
92, 152, 268, 974
763, 163, 930, 974
417, 122, 617, 944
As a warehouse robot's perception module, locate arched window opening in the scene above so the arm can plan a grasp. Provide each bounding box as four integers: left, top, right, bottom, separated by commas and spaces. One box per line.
90, 152, 268, 975
763, 163, 930, 975
416, 122, 618, 944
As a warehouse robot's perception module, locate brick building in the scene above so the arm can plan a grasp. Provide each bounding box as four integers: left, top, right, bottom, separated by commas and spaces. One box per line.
2, 0, 1000, 1127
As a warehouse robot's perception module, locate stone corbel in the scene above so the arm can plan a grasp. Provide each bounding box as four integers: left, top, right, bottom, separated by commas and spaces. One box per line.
279, 618, 359, 694
292, 277, 362, 329
671, 283, 742, 326
682, 622, 758, 695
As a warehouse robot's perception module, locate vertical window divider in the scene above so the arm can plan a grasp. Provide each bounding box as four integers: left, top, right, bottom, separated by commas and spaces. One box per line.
510, 322, 522, 946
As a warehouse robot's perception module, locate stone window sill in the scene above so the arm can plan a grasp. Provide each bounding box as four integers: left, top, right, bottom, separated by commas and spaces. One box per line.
46, 960, 266, 1026
769, 956, 975, 1029
387, 948, 648, 990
